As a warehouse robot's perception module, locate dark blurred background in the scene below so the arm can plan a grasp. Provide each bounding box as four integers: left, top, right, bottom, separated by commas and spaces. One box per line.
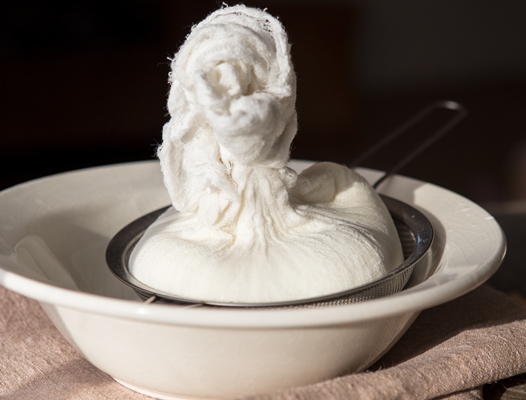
1, 0, 525, 203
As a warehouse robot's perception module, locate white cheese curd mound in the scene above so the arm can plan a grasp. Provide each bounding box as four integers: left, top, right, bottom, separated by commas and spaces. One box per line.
129, 5, 404, 303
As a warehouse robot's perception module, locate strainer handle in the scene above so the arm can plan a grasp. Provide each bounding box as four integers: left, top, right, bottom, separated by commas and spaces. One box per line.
349, 100, 468, 189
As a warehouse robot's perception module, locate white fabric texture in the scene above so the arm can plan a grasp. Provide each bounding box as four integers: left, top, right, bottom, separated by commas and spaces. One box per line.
129, 5, 403, 303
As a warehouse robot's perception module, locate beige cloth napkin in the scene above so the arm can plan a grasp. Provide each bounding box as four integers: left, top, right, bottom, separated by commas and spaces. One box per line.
1, 285, 526, 400
242, 285, 526, 400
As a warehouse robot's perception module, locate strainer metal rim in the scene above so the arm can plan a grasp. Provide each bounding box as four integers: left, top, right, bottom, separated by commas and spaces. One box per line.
106, 195, 434, 308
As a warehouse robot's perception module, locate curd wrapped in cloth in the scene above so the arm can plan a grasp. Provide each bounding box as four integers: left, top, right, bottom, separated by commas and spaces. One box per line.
129, 5, 404, 303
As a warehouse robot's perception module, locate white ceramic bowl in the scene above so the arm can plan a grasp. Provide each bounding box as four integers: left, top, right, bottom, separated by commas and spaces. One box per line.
0, 160, 505, 400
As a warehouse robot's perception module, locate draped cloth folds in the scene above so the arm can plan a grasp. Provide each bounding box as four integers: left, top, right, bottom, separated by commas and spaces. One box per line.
2, 285, 526, 399
240, 285, 526, 400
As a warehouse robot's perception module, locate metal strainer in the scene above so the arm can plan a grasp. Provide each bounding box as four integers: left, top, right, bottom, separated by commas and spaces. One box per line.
107, 195, 432, 308
106, 101, 466, 308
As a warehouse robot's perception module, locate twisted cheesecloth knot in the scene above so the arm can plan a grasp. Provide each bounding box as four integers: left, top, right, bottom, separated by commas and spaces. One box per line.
130, 5, 404, 303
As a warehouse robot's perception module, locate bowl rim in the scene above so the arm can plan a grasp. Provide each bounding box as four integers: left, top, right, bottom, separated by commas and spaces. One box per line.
0, 160, 506, 328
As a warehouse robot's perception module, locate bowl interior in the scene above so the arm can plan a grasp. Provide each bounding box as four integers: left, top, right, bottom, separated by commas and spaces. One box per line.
0, 160, 505, 327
